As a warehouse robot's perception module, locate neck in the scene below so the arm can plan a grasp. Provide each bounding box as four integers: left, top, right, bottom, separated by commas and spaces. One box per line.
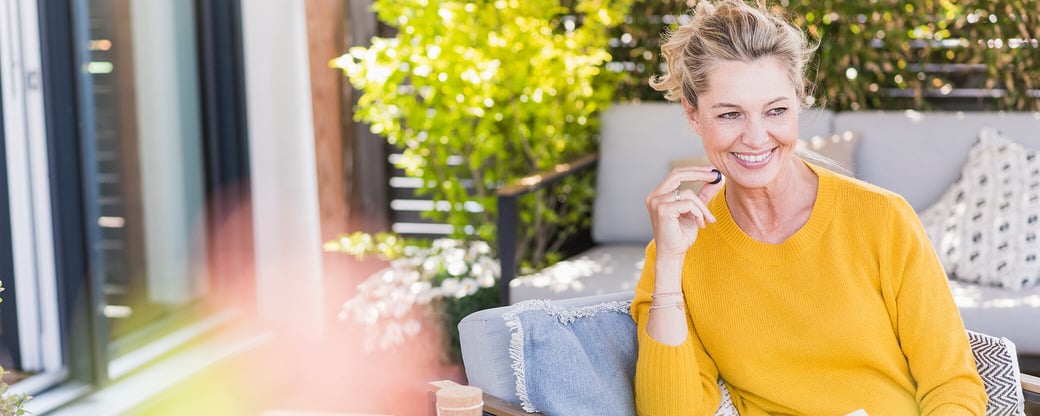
726, 160, 819, 244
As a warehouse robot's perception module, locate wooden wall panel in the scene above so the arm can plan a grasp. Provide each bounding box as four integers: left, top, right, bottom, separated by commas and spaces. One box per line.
304, 0, 349, 238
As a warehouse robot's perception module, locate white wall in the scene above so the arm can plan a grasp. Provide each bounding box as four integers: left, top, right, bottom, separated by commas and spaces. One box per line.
239, 0, 324, 334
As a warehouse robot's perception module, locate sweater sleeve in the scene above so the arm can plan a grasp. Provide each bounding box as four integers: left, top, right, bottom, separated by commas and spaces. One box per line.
631, 241, 724, 416
881, 196, 988, 415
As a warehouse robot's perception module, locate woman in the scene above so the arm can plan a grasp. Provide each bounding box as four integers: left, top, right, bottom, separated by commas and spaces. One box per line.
631, 1, 987, 414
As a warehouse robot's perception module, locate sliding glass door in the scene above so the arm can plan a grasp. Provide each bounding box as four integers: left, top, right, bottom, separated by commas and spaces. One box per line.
1, 0, 251, 401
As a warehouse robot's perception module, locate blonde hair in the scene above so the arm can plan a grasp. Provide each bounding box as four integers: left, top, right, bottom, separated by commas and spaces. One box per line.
650, 0, 816, 108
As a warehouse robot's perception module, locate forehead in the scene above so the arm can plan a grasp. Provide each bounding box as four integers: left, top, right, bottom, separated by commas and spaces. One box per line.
701, 57, 797, 106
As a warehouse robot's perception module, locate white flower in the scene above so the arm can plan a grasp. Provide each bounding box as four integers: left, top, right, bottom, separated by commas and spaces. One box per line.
384, 321, 404, 344
341, 298, 366, 319
390, 299, 412, 319
457, 278, 478, 298
422, 256, 441, 273
469, 240, 491, 257
439, 277, 460, 295
337, 237, 501, 351
401, 270, 421, 285
416, 289, 435, 304
361, 304, 380, 325
432, 238, 458, 250
445, 256, 468, 276
369, 283, 391, 299
379, 269, 397, 283
393, 255, 423, 269
403, 319, 421, 336
410, 280, 433, 295
477, 272, 496, 288
403, 244, 421, 257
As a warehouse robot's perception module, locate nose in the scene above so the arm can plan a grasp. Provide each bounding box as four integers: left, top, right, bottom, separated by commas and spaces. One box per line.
742, 115, 769, 147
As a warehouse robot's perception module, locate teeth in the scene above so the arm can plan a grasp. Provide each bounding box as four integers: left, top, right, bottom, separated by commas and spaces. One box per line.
735, 152, 769, 163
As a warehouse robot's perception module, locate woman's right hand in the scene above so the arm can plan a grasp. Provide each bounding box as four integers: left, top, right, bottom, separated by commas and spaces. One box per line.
643, 166, 725, 345
645, 166, 726, 260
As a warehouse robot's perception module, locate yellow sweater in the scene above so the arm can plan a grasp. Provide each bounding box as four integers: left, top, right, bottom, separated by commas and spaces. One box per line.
631, 164, 987, 415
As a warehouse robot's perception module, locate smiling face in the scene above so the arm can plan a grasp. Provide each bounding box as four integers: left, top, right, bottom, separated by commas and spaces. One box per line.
686, 56, 801, 191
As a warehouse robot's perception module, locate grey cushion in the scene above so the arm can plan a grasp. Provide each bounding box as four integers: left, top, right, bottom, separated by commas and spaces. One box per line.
509, 244, 647, 304
834, 111, 1040, 211
952, 279, 1040, 355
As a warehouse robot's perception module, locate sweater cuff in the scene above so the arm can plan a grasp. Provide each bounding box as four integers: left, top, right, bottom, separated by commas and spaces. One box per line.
923, 402, 981, 416
635, 330, 709, 415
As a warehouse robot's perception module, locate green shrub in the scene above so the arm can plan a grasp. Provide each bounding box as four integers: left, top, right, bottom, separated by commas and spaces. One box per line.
337, 0, 631, 268
610, 0, 1040, 111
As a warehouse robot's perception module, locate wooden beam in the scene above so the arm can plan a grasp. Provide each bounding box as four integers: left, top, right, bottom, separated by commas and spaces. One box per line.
304, 0, 349, 239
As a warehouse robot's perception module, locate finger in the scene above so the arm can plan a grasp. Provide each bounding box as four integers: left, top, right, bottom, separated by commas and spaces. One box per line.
676, 188, 715, 224
651, 166, 722, 195
698, 169, 725, 203
669, 190, 711, 225
679, 210, 706, 229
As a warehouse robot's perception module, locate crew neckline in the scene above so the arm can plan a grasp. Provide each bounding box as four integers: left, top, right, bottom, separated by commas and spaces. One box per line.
708, 162, 839, 265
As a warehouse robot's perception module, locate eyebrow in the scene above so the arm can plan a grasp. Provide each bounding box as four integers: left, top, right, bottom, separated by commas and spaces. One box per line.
711, 96, 791, 109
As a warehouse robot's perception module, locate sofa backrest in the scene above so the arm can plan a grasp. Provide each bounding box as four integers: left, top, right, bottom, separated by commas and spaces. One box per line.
835, 111, 1040, 211
593, 102, 834, 244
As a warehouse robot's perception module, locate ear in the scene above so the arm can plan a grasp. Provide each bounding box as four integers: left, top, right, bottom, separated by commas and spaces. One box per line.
680, 95, 702, 136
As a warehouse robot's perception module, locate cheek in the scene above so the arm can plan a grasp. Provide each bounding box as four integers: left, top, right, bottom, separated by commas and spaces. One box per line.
773, 119, 794, 145
699, 122, 743, 149
766, 118, 800, 144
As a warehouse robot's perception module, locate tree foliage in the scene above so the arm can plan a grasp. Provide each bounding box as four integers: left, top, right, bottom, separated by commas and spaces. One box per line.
610, 0, 1040, 111
338, 0, 631, 268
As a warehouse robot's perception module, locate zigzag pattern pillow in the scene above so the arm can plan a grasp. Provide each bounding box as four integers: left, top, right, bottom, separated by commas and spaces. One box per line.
967, 330, 1025, 416
920, 127, 1040, 290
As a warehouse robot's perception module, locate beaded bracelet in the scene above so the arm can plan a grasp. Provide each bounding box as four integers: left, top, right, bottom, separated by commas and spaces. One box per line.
649, 301, 684, 311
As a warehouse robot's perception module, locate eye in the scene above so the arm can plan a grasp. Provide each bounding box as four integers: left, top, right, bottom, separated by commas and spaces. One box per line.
767, 107, 788, 116
718, 112, 741, 120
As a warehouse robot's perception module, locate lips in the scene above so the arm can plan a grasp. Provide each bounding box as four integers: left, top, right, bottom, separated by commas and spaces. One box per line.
732, 148, 775, 166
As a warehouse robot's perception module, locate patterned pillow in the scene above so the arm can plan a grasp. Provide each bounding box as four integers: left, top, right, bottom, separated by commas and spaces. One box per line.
920, 127, 1040, 290
503, 299, 738, 416
966, 330, 1025, 416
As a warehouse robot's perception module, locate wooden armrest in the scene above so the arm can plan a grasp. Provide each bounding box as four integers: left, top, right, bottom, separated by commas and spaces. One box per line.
496, 152, 599, 197
485, 375, 1040, 412
496, 152, 599, 304
1024, 372, 1040, 405
482, 392, 543, 416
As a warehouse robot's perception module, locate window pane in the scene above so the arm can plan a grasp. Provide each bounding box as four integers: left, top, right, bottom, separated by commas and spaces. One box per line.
82, 0, 209, 354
